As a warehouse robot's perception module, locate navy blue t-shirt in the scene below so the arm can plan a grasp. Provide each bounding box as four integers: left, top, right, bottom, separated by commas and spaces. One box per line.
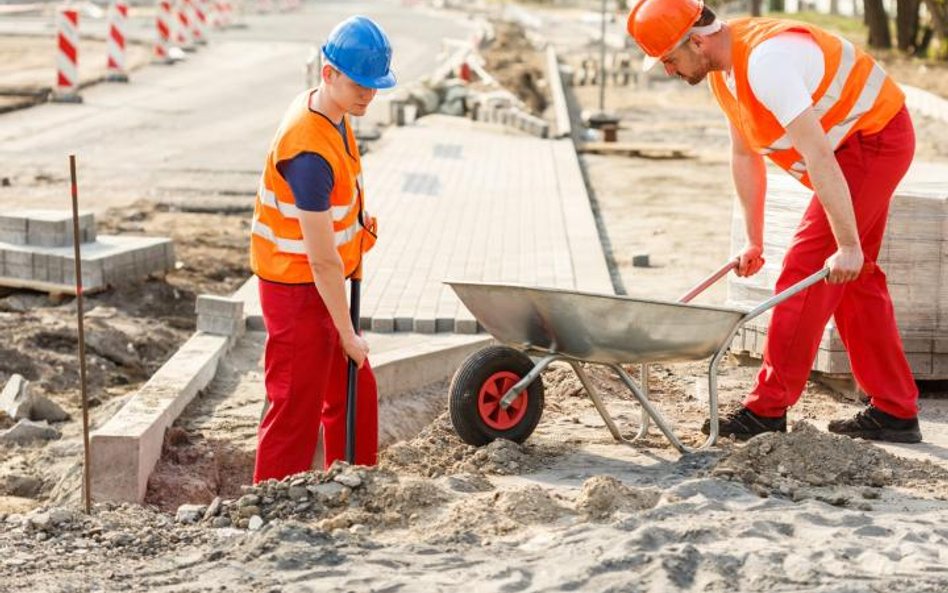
276, 118, 349, 212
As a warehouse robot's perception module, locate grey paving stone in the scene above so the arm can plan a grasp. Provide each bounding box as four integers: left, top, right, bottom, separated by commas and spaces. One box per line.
0, 215, 28, 244
196, 295, 244, 319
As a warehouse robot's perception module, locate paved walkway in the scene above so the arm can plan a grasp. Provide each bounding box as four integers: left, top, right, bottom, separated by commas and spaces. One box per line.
242, 115, 613, 334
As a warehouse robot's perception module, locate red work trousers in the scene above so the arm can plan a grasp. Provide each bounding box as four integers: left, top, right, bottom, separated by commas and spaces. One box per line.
744, 106, 919, 420
253, 279, 378, 484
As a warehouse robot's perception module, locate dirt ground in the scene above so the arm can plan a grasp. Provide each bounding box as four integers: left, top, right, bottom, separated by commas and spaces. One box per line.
0, 201, 251, 508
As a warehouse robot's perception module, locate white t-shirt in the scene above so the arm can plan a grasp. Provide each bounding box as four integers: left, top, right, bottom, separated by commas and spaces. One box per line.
724, 31, 825, 127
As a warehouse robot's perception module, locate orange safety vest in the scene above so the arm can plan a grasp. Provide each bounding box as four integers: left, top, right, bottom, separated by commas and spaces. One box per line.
708, 18, 905, 189
250, 90, 377, 284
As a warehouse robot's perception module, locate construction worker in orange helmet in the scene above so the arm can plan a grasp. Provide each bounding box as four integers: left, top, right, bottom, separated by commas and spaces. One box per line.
250, 15, 395, 483
627, 0, 921, 443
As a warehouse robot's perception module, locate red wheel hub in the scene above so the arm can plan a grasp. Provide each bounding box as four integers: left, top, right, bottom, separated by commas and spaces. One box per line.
477, 371, 528, 431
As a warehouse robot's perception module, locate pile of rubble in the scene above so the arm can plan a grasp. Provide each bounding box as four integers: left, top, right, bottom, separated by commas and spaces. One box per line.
389, 18, 554, 138
0, 374, 70, 446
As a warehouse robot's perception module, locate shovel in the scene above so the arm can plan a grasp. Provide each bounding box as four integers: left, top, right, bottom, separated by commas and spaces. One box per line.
345, 263, 362, 464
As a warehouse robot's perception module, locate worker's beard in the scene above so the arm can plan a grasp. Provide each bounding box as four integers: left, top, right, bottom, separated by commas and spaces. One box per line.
682, 70, 708, 86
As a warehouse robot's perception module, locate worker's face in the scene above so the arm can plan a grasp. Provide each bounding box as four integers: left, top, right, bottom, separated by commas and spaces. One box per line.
324, 66, 378, 117
660, 38, 711, 86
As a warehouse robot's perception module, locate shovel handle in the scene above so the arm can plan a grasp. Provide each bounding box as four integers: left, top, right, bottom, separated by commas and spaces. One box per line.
345, 269, 362, 465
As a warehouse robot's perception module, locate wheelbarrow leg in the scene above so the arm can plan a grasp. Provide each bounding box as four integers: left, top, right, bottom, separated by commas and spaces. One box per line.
610, 364, 693, 453
569, 362, 648, 445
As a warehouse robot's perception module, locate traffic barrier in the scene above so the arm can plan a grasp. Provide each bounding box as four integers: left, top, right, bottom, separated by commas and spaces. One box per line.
190, 0, 208, 45
53, 6, 82, 103
175, 0, 196, 52
154, 0, 174, 63
106, 0, 129, 82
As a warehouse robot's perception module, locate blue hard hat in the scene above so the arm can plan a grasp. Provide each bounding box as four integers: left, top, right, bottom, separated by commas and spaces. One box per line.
322, 16, 396, 90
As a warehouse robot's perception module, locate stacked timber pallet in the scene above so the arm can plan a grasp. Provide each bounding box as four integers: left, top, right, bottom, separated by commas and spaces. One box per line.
727, 174, 948, 379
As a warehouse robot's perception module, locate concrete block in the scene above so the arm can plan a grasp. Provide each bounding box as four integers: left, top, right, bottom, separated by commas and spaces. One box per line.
196, 295, 244, 319
0, 374, 31, 420
373, 334, 493, 400
394, 317, 413, 332
197, 314, 245, 337
933, 353, 948, 377
3, 250, 33, 280
413, 318, 437, 334
25, 211, 95, 247
0, 215, 28, 244
454, 318, 479, 334
372, 317, 395, 333
90, 332, 229, 503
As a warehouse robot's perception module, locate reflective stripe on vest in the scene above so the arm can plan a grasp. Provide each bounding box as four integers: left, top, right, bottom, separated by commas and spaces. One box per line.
709, 19, 904, 188
258, 178, 355, 222
781, 60, 889, 180
759, 39, 858, 155
252, 216, 362, 252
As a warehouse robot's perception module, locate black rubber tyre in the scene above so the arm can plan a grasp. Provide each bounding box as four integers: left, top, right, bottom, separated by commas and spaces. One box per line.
449, 345, 545, 447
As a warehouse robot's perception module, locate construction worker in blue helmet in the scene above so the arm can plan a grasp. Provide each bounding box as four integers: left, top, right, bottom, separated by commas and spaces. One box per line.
251, 15, 395, 483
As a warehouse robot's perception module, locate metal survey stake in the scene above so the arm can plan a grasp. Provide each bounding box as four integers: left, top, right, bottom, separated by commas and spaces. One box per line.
69, 155, 93, 514
345, 264, 362, 464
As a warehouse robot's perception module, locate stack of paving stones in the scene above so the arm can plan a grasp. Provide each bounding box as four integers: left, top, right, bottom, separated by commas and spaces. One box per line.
474, 103, 550, 138
727, 174, 948, 379
0, 209, 174, 294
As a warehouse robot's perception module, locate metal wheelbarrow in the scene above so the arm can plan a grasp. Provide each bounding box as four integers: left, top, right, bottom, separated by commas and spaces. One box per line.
446, 260, 829, 453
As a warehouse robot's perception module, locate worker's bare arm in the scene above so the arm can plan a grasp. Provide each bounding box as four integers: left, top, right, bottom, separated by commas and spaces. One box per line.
298, 210, 369, 367
729, 122, 767, 277
784, 107, 863, 284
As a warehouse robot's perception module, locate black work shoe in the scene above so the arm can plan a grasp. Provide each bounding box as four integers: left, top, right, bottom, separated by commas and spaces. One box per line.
701, 406, 787, 440
827, 406, 922, 443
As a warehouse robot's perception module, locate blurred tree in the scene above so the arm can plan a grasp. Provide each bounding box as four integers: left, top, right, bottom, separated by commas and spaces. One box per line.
864, 0, 893, 48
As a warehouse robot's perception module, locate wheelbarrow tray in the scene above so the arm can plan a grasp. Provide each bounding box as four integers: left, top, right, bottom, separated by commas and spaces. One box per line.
448, 282, 746, 365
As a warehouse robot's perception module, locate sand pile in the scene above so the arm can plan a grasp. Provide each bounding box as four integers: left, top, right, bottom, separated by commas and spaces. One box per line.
712, 421, 948, 502
574, 475, 662, 520
379, 413, 562, 477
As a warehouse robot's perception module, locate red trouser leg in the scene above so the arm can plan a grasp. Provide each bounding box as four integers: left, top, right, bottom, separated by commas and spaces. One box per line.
254, 280, 347, 483
744, 106, 918, 419
322, 344, 378, 469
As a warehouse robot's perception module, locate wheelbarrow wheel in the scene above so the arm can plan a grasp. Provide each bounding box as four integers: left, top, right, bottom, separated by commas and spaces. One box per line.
449, 345, 545, 447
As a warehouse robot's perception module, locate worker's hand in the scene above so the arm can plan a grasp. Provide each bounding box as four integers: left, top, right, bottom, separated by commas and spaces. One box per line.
736, 244, 765, 277
340, 332, 370, 368
825, 245, 864, 284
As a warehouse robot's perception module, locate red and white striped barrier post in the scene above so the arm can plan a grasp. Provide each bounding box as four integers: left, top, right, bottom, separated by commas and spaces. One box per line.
190, 0, 208, 45
154, 0, 174, 63
211, 0, 226, 29
106, 0, 129, 82
174, 0, 196, 52
53, 6, 82, 103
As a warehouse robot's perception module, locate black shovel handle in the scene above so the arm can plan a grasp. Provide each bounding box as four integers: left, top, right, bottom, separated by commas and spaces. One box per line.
345, 276, 361, 464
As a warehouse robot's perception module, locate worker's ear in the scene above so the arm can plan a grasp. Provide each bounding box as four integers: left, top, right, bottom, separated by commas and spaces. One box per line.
690, 33, 709, 51
321, 64, 336, 84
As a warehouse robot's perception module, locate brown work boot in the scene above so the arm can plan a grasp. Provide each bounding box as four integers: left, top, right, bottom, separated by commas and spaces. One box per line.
827, 406, 922, 443
701, 406, 786, 441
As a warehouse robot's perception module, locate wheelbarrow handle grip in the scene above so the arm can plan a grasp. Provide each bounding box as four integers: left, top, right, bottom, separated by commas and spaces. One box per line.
742, 267, 830, 323
677, 258, 740, 304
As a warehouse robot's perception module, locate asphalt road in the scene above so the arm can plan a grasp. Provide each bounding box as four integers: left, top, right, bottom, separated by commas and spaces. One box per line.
0, 0, 474, 211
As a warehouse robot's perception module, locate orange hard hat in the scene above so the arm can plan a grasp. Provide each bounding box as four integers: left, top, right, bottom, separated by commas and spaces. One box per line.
627, 0, 703, 71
